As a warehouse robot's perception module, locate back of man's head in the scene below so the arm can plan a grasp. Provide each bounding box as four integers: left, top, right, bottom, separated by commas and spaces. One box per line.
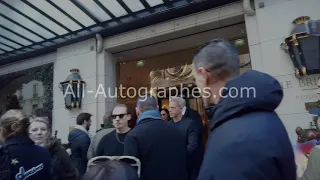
136, 95, 158, 113
193, 38, 240, 79
76, 112, 92, 125
103, 112, 112, 127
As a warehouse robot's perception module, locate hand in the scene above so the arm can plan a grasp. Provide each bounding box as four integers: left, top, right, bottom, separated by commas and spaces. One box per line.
66, 148, 72, 156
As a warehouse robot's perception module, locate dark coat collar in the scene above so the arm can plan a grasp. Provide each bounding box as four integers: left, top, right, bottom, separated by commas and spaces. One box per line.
4, 134, 34, 146
136, 118, 161, 126
184, 107, 190, 117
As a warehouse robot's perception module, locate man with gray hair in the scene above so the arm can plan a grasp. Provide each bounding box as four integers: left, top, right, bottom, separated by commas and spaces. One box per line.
124, 95, 188, 180
87, 112, 115, 160
169, 96, 203, 180
193, 39, 296, 180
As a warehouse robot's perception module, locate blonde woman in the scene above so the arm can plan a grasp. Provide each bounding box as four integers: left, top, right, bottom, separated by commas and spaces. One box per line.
29, 117, 77, 180
0, 109, 51, 179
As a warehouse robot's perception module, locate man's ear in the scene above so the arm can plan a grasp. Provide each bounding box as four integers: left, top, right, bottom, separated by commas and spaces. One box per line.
11, 122, 19, 132
198, 67, 216, 86
135, 107, 140, 117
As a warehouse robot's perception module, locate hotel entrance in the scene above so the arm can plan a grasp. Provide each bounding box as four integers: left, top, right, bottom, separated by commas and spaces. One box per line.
117, 41, 251, 114
116, 23, 251, 140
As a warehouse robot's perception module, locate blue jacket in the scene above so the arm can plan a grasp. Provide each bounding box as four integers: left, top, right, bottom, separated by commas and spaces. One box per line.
0, 134, 52, 180
197, 70, 296, 180
68, 129, 90, 178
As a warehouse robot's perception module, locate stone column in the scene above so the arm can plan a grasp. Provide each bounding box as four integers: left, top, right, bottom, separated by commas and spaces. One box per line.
52, 38, 117, 143
245, 0, 320, 144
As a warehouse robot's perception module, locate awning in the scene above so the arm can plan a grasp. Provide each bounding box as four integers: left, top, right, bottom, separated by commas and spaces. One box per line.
0, 0, 239, 66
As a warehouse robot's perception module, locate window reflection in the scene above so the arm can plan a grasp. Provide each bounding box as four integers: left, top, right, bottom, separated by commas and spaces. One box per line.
0, 63, 53, 123
13, 80, 44, 115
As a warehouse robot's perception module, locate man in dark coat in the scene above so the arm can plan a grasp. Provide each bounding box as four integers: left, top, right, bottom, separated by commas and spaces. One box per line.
169, 97, 203, 180
68, 113, 92, 178
192, 39, 296, 180
96, 104, 131, 157
124, 95, 188, 180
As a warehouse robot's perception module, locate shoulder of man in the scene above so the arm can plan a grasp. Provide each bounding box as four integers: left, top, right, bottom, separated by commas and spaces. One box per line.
182, 117, 194, 124
100, 130, 116, 141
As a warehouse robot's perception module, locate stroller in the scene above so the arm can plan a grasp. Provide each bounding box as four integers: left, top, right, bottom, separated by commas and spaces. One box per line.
87, 156, 141, 178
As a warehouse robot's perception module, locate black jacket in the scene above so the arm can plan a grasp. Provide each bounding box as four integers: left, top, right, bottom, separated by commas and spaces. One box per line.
0, 134, 52, 180
68, 129, 90, 178
171, 117, 204, 180
184, 107, 205, 137
45, 137, 77, 180
124, 118, 188, 180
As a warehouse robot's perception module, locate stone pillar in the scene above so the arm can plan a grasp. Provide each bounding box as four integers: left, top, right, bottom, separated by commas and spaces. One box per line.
245, 0, 320, 144
52, 38, 117, 143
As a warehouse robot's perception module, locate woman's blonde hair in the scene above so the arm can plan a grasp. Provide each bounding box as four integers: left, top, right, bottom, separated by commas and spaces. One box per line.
0, 109, 30, 137
29, 116, 51, 135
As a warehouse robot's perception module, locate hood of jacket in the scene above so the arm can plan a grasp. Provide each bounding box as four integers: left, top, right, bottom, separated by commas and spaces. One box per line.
45, 137, 60, 149
209, 70, 283, 131
68, 127, 89, 143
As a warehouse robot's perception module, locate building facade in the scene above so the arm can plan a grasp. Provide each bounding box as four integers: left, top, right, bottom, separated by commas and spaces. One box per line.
0, 0, 319, 144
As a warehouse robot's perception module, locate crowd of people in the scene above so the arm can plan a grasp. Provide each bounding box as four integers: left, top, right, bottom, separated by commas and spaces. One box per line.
0, 39, 299, 180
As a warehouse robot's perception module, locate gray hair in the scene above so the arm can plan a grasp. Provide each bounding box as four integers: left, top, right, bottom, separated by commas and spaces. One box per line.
136, 95, 157, 113
193, 38, 240, 79
103, 112, 112, 125
114, 104, 128, 113
169, 96, 186, 108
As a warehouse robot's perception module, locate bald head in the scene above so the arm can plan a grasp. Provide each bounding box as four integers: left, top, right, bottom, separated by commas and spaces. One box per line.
136, 95, 158, 113
193, 38, 240, 79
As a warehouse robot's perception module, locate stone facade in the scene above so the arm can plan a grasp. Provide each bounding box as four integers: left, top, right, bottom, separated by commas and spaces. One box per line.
0, 0, 319, 145
246, 0, 320, 144
52, 38, 116, 143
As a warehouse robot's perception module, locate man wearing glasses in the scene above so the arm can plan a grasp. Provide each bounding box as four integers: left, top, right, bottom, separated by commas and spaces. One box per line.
96, 104, 131, 156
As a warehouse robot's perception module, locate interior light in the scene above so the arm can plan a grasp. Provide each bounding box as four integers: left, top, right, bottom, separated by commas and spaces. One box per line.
234, 39, 245, 47
136, 60, 145, 67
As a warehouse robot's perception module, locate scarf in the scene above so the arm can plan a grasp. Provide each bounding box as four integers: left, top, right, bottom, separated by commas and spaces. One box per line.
136, 110, 162, 124
74, 125, 89, 135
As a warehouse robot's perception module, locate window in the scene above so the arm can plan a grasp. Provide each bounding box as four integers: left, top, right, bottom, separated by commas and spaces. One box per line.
18, 88, 23, 100
32, 104, 38, 114
33, 84, 39, 98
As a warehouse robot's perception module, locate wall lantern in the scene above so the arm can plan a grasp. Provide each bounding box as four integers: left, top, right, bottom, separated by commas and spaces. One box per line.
281, 16, 320, 78
59, 69, 85, 110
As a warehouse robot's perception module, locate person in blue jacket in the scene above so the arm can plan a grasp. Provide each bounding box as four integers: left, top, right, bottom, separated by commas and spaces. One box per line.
192, 39, 296, 180
68, 112, 92, 178
0, 109, 52, 180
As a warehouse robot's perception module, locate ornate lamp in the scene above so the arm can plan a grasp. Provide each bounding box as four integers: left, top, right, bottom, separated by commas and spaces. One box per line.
59, 69, 85, 110
281, 16, 320, 78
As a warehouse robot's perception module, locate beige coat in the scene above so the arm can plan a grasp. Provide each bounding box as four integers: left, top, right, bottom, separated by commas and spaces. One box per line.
298, 145, 320, 180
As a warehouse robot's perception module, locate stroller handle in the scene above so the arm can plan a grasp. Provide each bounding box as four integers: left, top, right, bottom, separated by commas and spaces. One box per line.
87, 156, 141, 177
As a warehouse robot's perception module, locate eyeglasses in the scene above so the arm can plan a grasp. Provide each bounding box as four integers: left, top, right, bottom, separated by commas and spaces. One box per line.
111, 113, 129, 119
161, 114, 166, 116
